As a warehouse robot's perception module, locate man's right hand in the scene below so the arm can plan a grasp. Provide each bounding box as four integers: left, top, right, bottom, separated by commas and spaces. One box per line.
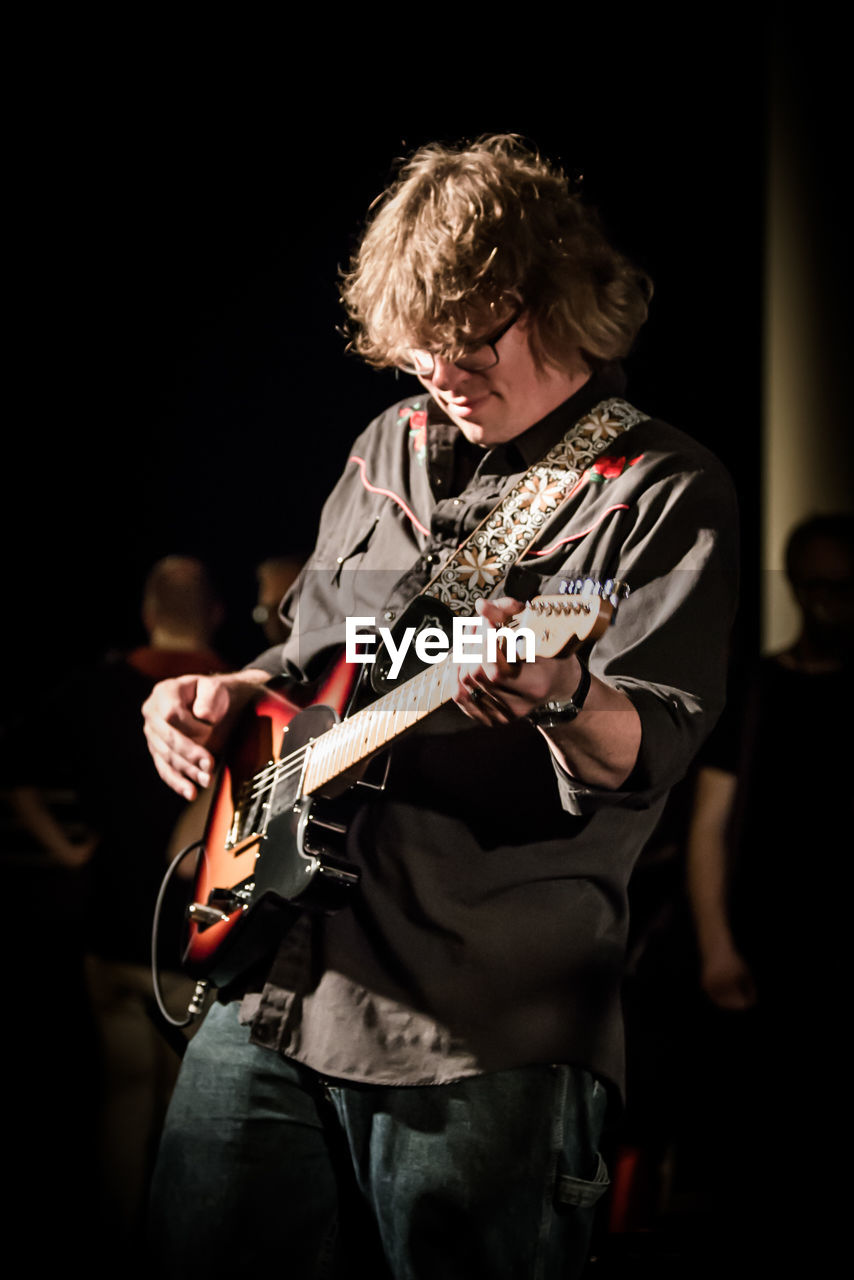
142, 669, 271, 800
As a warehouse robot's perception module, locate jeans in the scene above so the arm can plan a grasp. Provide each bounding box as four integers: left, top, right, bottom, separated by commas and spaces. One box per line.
148, 1001, 609, 1279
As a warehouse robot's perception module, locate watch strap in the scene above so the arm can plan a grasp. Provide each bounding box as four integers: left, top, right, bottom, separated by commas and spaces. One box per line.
528, 659, 591, 727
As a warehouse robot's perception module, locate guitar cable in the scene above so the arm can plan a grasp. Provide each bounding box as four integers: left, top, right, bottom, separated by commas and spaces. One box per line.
150, 839, 210, 1029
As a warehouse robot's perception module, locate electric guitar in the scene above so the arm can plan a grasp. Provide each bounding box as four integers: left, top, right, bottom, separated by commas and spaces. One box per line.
183, 588, 617, 986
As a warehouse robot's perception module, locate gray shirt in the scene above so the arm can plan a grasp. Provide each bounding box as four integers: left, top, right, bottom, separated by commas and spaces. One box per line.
239, 364, 739, 1095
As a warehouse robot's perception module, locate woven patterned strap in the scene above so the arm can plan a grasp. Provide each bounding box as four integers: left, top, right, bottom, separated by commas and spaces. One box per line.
423, 398, 648, 612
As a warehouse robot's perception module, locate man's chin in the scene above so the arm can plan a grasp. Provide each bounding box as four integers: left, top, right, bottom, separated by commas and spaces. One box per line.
447, 404, 500, 444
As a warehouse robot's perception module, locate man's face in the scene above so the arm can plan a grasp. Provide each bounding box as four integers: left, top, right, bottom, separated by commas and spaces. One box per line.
415, 314, 590, 447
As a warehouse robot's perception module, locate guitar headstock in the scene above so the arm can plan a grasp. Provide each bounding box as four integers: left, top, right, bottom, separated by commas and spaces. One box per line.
510, 579, 628, 659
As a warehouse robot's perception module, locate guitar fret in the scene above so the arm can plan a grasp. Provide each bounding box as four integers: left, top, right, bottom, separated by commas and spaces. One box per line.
304, 735, 324, 795
190, 592, 612, 988
319, 724, 335, 788
439, 655, 455, 708
366, 699, 384, 755
359, 706, 374, 758
411, 665, 429, 725
390, 684, 405, 737
299, 594, 607, 798
341, 713, 361, 774
309, 720, 342, 793
314, 730, 332, 785
332, 717, 348, 780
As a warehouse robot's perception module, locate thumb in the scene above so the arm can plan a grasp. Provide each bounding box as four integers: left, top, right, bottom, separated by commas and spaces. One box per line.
476, 596, 524, 628
191, 676, 233, 727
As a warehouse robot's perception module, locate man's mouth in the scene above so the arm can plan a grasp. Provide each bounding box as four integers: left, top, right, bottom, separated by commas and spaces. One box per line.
445, 393, 490, 416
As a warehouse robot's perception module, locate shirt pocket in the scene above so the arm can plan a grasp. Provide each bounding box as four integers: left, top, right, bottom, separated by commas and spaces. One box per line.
328, 517, 379, 587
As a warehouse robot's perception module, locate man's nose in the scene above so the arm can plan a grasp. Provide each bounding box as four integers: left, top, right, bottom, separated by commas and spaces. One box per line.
428, 356, 475, 393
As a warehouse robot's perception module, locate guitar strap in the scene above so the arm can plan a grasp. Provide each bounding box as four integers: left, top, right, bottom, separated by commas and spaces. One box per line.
420, 396, 648, 613
370, 397, 647, 692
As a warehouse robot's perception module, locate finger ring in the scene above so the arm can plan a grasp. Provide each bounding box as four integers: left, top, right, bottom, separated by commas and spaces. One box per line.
469, 687, 482, 704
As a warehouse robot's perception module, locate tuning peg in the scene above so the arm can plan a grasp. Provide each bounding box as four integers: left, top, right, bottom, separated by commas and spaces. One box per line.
558, 577, 630, 610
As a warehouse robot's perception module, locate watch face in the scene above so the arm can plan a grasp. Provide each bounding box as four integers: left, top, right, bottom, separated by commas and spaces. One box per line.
530, 663, 590, 727
531, 700, 580, 726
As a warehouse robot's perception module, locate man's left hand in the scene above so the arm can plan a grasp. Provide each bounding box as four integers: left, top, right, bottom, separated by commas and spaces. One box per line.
453, 597, 584, 724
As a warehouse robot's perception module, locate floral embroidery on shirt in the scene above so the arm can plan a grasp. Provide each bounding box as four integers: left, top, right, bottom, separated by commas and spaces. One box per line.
588, 454, 644, 485
398, 402, 428, 465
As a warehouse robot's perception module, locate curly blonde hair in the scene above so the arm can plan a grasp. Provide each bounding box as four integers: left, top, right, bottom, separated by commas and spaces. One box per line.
340, 135, 652, 372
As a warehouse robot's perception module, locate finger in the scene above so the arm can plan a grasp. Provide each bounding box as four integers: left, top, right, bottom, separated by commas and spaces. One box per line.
144, 708, 214, 775
143, 723, 199, 800
192, 676, 233, 726
153, 697, 213, 745
474, 598, 534, 676
152, 747, 206, 802
144, 719, 212, 797
153, 753, 200, 803
475, 596, 524, 628
454, 671, 490, 723
477, 679, 513, 719
460, 674, 514, 724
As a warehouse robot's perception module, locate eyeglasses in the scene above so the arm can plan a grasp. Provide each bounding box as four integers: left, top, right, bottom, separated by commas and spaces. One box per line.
397, 310, 522, 378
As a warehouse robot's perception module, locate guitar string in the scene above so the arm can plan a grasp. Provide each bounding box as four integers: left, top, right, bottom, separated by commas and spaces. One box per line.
238, 607, 586, 809
243, 649, 460, 803
241, 672, 444, 808
244, 694, 419, 804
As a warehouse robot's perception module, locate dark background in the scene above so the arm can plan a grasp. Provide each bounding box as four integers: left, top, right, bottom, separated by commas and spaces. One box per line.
2, 20, 851, 1273
5, 19, 847, 713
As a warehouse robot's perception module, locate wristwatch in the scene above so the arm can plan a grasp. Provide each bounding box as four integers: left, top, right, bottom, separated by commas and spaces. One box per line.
528, 660, 591, 728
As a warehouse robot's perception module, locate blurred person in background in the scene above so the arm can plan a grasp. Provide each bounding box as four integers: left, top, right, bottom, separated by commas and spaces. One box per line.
253, 554, 306, 646
7, 555, 229, 1253
686, 512, 854, 1259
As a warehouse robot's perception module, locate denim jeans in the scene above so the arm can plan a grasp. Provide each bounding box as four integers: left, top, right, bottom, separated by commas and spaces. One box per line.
148, 1001, 609, 1279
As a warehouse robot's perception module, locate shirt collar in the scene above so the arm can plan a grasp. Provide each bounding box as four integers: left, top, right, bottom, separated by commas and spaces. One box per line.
424, 361, 629, 475
508, 362, 628, 469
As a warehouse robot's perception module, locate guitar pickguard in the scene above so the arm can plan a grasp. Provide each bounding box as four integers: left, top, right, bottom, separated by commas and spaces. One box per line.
183, 668, 362, 985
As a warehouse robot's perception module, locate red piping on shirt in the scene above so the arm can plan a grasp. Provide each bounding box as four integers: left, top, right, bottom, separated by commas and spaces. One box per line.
349, 455, 431, 537
523, 504, 630, 558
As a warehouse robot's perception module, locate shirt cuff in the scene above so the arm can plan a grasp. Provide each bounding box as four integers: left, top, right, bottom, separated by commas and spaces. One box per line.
242, 645, 287, 678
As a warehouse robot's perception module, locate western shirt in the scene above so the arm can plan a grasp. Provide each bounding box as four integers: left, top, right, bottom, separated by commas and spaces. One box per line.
238, 364, 739, 1094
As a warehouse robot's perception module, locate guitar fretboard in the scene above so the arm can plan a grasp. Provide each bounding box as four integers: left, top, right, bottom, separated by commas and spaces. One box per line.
301, 652, 458, 795
298, 592, 608, 797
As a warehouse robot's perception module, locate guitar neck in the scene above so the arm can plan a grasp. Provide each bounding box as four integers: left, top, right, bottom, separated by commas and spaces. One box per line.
299, 591, 614, 797
301, 652, 457, 795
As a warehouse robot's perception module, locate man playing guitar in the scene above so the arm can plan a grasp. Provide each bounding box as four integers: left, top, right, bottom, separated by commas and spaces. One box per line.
142, 135, 738, 1278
